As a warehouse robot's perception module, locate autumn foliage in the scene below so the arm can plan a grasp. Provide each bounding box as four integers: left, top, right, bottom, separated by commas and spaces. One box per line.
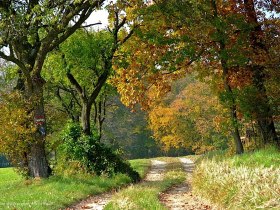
0, 91, 35, 174
148, 78, 229, 153
113, 0, 280, 152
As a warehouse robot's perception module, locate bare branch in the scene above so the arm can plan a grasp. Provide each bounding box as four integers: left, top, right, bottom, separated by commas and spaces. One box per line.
81, 22, 102, 28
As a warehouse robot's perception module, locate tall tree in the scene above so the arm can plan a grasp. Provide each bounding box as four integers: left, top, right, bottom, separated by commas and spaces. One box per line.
44, 0, 138, 136
115, 0, 280, 152
242, 0, 278, 145
113, 0, 244, 153
209, 0, 244, 153
0, 0, 105, 178
62, 30, 113, 136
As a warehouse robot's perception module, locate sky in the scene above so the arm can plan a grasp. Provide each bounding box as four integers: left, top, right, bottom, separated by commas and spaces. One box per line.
86, 9, 109, 30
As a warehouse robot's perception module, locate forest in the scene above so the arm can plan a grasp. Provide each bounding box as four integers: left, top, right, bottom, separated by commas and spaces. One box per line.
0, 0, 279, 209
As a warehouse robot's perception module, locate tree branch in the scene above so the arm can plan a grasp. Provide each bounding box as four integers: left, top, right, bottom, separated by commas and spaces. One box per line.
88, 70, 109, 105
66, 72, 85, 101
0, 51, 28, 73
81, 22, 102, 28
119, 25, 139, 45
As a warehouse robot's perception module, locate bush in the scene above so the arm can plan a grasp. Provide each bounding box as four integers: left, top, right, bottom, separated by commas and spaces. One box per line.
55, 123, 140, 182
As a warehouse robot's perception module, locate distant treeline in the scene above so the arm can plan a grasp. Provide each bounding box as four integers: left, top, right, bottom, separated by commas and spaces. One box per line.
0, 155, 10, 168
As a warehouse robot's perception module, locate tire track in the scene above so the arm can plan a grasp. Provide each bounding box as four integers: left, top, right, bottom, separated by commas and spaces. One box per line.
68, 159, 166, 210
160, 158, 217, 210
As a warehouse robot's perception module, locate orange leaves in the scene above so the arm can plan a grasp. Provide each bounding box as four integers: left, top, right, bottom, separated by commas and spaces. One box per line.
228, 67, 253, 89
149, 104, 190, 150
112, 33, 183, 109
147, 78, 229, 152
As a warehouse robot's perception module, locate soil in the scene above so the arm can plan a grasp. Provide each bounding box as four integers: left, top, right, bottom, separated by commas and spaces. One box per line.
159, 158, 219, 210
144, 160, 166, 182
67, 189, 114, 210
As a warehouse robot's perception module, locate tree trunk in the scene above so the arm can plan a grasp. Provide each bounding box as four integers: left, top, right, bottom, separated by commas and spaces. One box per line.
221, 52, 244, 154
231, 105, 244, 154
224, 77, 244, 154
252, 67, 278, 145
27, 78, 50, 178
211, 0, 244, 154
29, 141, 49, 178
81, 102, 91, 136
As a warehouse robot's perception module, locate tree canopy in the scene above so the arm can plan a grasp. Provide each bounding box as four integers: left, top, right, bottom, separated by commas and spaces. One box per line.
0, 0, 279, 179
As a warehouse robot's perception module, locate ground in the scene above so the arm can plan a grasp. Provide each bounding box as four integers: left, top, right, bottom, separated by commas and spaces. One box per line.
69, 158, 218, 210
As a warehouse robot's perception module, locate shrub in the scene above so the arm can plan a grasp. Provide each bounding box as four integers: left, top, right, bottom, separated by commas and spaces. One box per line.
54, 123, 140, 182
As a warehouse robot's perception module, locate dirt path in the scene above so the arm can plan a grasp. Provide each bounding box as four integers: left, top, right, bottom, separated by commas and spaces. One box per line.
144, 160, 166, 182
68, 189, 114, 210
160, 158, 217, 210
68, 159, 166, 210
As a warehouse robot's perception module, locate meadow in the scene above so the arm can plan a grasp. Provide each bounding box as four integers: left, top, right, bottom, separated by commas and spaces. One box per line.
0, 159, 150, 210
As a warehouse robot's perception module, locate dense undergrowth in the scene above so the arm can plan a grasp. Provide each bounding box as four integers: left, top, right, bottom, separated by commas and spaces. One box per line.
192, 146, 280, 210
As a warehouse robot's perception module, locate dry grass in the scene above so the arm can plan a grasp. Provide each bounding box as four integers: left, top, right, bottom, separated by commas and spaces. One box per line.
192, 147, 280, 210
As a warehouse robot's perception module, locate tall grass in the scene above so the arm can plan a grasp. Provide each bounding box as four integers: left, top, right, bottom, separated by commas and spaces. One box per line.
192, 146, 280, 209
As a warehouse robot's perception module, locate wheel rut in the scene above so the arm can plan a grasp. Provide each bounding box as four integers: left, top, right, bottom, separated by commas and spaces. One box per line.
67, 159, 166, 210
160, 158, 219, 210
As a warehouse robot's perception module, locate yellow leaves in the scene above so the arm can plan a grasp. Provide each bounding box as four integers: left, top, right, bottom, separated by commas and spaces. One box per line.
0, 91, 35, 163
147, 79, 230, 152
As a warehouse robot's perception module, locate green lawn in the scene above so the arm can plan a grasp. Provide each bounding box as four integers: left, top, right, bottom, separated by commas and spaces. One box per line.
0, 159, 150, 210
197, 145, 280, 168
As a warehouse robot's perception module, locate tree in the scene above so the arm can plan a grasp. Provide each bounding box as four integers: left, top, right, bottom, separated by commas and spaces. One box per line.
44, 30, 114, 136
0, 0, 105, 178
114, 0, 280, 152
0, 91, 35, 175
242, 0, 278, 145
113, 0, 244, 153
204, 0, 279, 149
43, 0, 138, 137
209, 0, 244, 153
148, 77, 229, 153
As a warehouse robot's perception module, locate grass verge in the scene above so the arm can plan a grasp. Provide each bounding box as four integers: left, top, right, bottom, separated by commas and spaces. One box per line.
104, 157, 186, 210
192, 146, 280, 210
0, 159, 150, 210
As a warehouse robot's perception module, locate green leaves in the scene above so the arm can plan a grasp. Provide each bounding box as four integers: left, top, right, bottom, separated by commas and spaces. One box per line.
57, 122, 140, 181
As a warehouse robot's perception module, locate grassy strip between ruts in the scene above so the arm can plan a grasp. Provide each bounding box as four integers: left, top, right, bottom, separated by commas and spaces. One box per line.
104, 157, 186, 210
192, 146, 280, 210
0, 159, 150, 210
